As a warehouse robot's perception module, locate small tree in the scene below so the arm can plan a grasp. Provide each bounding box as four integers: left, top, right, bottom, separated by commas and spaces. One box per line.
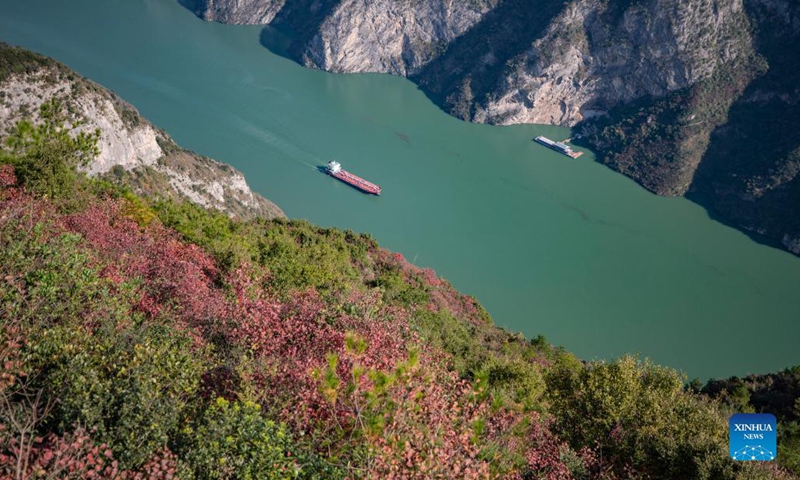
2, 98, 99, 199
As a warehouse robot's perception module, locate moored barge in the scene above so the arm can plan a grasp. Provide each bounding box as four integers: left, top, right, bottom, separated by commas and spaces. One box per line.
535, 136, 583, 159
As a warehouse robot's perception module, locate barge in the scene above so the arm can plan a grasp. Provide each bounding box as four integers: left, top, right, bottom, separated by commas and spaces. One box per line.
534, 136, 583, 159
325, 161, 381, 195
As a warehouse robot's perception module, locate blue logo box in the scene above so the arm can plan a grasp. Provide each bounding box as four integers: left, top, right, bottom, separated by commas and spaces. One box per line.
729, 413, 777, 461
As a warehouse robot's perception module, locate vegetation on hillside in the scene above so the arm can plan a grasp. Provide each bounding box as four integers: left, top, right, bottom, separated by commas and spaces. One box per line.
701, 367, 800, 475
689, 0, 800, 249
582, 46, 765, 196
0, 105, 797, 478
581, 0, 800, 252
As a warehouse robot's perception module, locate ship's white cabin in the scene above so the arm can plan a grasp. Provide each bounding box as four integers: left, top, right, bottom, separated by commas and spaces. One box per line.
327, 160, 342, 173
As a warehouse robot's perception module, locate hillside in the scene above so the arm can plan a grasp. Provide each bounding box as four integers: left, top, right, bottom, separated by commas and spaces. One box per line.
1, 78, 799, 478
0, 42, 283, 220
181, 0, 800, 255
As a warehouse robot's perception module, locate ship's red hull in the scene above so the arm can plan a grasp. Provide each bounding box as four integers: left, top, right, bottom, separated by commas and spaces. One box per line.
329, 170, 381, 195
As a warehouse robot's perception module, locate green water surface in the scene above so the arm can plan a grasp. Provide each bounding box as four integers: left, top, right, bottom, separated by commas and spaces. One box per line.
1, 0, 799, 379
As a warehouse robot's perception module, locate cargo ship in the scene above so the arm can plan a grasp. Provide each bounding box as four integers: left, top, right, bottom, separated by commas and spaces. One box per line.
534, 136, 583, 159
325, 161, 381, 195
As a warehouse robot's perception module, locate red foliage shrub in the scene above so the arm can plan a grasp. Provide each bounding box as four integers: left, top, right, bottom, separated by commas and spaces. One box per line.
227, 278, 414, 433
367, 371, 585, 479
60, 199, 227, 346
0, 164, 17, 189
0, 428, 120, 479
368, 374, 492, 479
374, 249, 489, 326
123, 448, 179, 480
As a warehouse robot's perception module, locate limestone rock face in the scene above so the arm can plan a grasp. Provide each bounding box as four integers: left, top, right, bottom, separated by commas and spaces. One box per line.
190, 0, 750, 127
471, 0, 753, 127
0, 45, 284, 220
301, 0, 497, 76
0, 72, 163, 175
190, 0, 286, 24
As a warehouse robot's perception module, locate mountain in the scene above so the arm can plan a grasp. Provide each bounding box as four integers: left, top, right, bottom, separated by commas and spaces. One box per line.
182, 0, 800, 255
1, 43, 798, 480
0, 42, 284, 220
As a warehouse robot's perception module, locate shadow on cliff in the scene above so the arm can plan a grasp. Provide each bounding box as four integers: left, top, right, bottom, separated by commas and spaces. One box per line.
258, 26, 295, 62
569, 123, 797, 255
412, 0, 568, 120
175, 0, 343, 63
685, 190, 796, 254
268, 0, 343, 59
569, 0, 800, 257
176, 0, 202, 15
685, 0, 800, 256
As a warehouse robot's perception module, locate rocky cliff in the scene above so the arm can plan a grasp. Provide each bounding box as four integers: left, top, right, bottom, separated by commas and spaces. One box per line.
185, 0, 753, 124
0, 43, 284, 220
185, 0, 799, 254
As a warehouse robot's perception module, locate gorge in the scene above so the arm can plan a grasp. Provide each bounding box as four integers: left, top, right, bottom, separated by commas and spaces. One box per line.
1, 0, 799, 381
186, 0, 800, 256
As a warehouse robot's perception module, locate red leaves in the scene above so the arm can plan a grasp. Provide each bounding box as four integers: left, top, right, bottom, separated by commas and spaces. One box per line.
59, 198, 226, 346
0, 164, 17, 189
227, 286, 414, 433
0, 428, 120, 479
0, 428, 184, 479
126, 449, 179, 480
375, 249, 488, 326
0, 171, 593, 478
369, 375, 494, 479
0, 324, 25, 392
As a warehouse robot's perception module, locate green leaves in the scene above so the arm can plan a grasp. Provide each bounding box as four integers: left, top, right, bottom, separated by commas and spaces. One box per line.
152, 200, 369, 296
182, 398, 308, 480
26, 321, 209, 469
546, 355, 733, 479
2, 99, 99, 200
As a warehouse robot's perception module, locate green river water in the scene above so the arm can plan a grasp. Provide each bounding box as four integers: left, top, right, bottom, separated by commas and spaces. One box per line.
1, 0, 799, 379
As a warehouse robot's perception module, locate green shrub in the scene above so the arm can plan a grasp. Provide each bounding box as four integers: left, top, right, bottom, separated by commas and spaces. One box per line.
182, 398, 336, 479
547, 355, 735, 479
153, 200, 370, 295
0, 222, 101, 325
26, 322, 209, 468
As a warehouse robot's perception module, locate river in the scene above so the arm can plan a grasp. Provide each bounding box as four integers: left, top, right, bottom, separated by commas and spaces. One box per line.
1, 0, 799, 379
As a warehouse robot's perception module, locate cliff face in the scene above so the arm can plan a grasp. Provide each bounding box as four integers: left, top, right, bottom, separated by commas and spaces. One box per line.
188, 0, 751, 124
0, 43, 284, 220
185, 0, 799, 254
689, 0, 800, 253
301, 0, 497, 76
456, 0, 752, 126
183, 0, 285, 24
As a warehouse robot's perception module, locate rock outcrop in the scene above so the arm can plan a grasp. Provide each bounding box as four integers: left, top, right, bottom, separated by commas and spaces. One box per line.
0, 43, 284, 220
301, 0, 497, 76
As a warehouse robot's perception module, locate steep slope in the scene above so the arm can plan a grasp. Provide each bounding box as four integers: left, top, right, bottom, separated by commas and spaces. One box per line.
1, 159, 794, 478
183, 0, 800, 255
187, 0, 498, 75
0, 43, 283, 220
